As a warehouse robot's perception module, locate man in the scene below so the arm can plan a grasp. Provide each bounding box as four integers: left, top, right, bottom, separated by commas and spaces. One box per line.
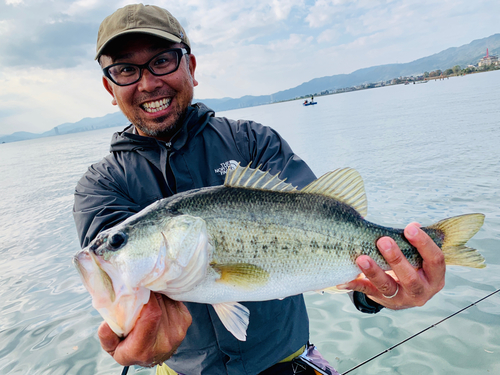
73, 4, 446, 374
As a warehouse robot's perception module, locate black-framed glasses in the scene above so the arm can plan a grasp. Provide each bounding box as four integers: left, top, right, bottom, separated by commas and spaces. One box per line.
103, 48, 188, 86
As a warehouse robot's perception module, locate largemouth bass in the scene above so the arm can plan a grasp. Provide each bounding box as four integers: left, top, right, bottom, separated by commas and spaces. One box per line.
73, 165, 485, 341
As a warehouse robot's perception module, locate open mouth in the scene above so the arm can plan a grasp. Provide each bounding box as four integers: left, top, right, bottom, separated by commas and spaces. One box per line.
141, 98, 171, 113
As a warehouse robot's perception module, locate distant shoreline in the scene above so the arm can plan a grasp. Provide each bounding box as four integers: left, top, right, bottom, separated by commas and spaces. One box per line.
2, 67, 499, 145
287, 67, 500, 104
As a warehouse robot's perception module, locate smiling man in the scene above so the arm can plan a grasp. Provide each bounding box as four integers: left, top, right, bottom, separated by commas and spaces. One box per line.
99, 34, 197, 141
73, 4, 447, 375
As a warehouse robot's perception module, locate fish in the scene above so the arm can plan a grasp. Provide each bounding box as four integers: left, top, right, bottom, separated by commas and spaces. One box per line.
73, 165, 486, 341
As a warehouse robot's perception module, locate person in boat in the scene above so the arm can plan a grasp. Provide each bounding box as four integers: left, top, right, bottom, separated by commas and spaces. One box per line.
73, 4, 447, 374
304, 100, 308, 104
311, 96, 314, 102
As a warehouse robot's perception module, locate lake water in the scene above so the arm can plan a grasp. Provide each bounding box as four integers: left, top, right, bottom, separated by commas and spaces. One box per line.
1, 70, 499, 375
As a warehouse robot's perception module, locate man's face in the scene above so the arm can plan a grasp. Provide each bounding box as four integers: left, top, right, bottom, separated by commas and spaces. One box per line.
100, 35, 198, 141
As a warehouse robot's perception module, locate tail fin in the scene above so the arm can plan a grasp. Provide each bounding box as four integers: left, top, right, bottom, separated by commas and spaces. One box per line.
427, 213, 485, 268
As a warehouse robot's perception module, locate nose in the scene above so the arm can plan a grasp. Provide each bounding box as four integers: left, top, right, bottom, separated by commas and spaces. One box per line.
137, 68, 164, 92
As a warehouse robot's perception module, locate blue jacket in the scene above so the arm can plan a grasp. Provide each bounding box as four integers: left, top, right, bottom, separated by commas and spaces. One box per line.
74, 103, 315, 374
73, 103, 381, 374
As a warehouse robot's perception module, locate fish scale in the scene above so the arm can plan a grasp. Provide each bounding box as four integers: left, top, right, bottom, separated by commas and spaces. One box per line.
74, 165, 485, 341
171, 187, 418, 273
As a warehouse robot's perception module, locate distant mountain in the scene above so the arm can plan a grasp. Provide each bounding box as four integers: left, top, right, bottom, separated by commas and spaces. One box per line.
195, 33, 500, 111
48, 111, 128, 135
2, 33, 499, 143
0, 131, 43, 143
0, 111, 128, 144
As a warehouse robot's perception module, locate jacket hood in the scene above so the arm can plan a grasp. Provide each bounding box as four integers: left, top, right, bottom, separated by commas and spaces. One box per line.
110, 102, 214, 153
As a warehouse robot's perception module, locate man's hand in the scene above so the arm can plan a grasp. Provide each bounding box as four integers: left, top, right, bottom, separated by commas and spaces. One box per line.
98, 292, 192, 367
343, 222, 446, 310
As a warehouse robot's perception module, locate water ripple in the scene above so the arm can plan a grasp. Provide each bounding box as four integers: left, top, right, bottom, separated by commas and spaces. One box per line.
1, 72, 500, 374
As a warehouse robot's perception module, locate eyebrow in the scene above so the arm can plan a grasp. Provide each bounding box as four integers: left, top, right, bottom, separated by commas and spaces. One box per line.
112, 52, 134, 62
112, 44, 178, 63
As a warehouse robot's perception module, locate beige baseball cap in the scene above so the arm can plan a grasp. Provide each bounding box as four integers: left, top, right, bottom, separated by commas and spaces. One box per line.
95, 4, 191, 60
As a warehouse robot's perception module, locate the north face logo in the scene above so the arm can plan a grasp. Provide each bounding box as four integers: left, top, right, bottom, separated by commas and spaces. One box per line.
214, 160, 239, 175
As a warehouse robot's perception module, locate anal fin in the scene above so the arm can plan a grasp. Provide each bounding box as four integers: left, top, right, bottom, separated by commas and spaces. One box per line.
313, 286, 352, 295
212, 302, 250, 341
323, 286, 351, 294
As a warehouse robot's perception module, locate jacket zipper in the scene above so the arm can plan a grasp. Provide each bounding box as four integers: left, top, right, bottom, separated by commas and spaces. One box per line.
163, 142, 177, 195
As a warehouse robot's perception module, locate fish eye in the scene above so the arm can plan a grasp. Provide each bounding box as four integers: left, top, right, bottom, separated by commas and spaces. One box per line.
107, 232, 127, 251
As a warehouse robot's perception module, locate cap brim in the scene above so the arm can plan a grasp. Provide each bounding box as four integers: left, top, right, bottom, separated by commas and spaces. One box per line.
95, 28, 182, 60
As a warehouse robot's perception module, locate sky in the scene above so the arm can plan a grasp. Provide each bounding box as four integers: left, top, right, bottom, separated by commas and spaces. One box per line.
1, 0, 499, 135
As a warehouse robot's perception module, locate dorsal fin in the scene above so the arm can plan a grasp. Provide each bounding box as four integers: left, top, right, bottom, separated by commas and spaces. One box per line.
301, 168, 368, 217
224, 163, 297, 192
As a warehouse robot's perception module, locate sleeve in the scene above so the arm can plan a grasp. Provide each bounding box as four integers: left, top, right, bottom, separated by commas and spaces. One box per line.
73, 156, 144, 248
351, 292, 385, 314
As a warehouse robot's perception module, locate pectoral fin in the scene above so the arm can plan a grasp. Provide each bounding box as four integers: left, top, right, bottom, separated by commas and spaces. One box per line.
211, 262, 269, 290
212, 302, 250, 341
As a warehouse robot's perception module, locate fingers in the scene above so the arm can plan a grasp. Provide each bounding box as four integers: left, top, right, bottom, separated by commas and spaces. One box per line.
377, 235, 424, 299
97, 322, 120, 357
155, 293, 193, 347
405, 222, 446, 288
101, 292, 160, 366
354, 253, 399, 298
114, 292, 163, 366
98, 292, 192, 367
146, 294, 192, 366
343, 222, 446, 310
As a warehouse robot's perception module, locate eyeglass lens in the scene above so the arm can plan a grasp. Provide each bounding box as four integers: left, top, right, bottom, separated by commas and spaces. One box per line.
106, 50, 182, 86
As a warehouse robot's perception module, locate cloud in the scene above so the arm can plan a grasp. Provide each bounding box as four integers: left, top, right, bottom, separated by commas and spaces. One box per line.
317, 26, 341, 44
63, 0, 101, 16
0, 19, 12, 35
305, 0, 352, 28
152, 0, 305, 50
0, 1, 118, 69
0, 4, 97, 69
195, 32, 319, 99
271, 0, 304, 20
1, 0, 500, 134
0, 63, 112, 134
0, 21, 96, 68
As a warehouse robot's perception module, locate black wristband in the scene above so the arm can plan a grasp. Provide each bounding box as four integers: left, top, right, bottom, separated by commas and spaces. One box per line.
351, 291, 384, 314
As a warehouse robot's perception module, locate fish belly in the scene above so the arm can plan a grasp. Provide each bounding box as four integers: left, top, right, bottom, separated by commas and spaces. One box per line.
166, 216, 367, 304
164, 186, 413, 303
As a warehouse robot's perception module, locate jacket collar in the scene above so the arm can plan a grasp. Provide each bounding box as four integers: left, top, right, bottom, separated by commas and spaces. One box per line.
109, 102, 215, 153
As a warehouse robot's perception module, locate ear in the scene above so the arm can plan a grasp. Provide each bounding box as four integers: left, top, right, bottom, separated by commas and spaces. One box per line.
188, 54, 198, 87
102, 76, 118, 106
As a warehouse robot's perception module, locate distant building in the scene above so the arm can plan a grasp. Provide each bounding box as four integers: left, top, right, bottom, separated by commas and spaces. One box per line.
478, 48, 499, 67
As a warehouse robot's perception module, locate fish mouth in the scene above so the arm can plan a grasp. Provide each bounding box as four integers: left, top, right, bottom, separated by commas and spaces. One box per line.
141, 97, 171, 113
73, 249, 92, 281
89, 237, 104, 254
74, 248, 149, 337
75, 247, 119, 304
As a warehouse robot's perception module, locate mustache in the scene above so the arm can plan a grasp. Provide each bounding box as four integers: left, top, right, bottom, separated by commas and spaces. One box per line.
133, 90, 175, 105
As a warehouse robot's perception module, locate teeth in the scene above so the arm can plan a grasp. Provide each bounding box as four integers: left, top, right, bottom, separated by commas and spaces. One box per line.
142, 98, 171, 113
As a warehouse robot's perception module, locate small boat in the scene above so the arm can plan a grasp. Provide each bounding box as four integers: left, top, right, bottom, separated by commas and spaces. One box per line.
303, 101, 317, 106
